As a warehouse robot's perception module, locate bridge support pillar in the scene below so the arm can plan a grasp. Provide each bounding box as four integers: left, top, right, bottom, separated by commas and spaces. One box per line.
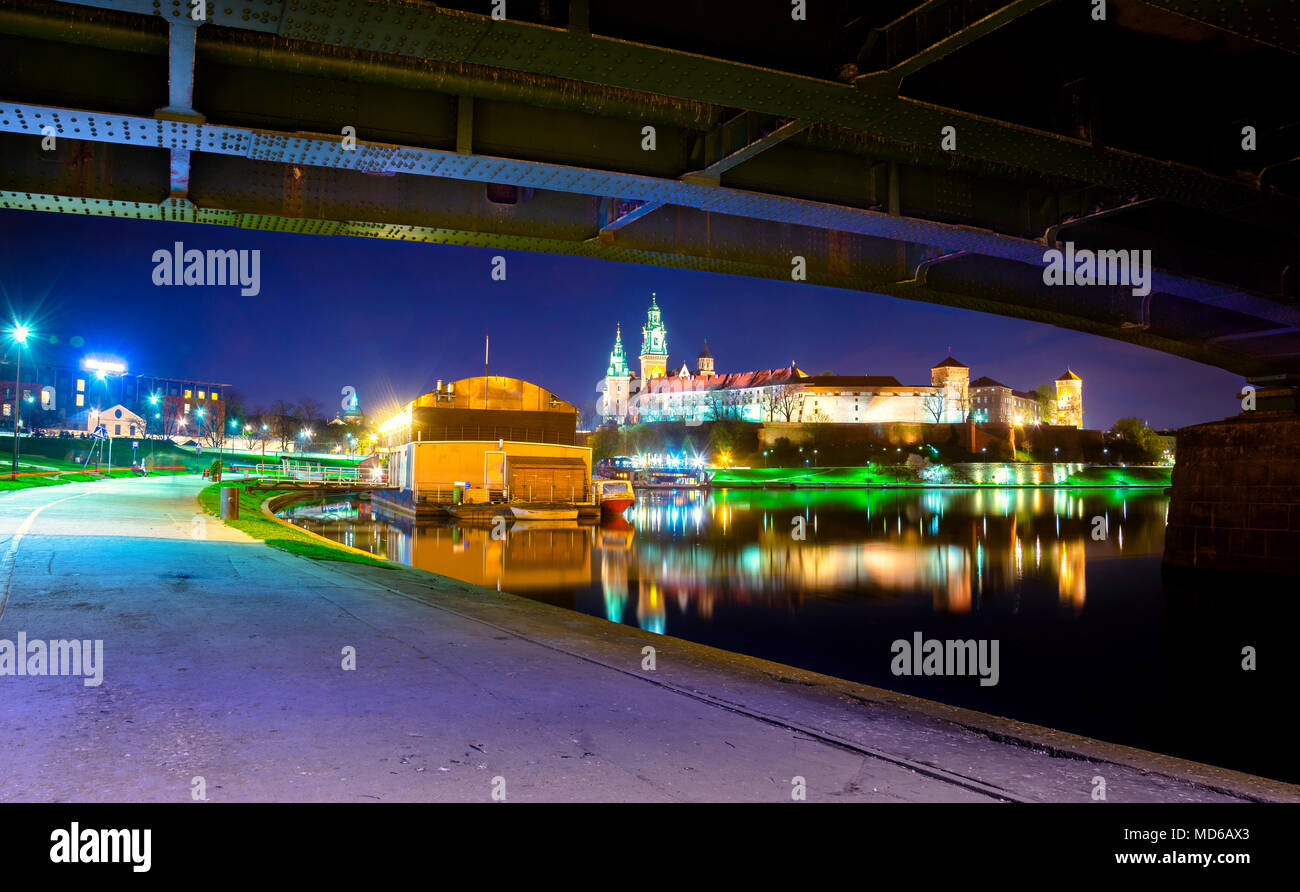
1164, 379, 1300, 576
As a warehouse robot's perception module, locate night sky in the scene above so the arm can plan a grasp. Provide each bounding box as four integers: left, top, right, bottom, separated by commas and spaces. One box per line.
1, 208, 1242, 430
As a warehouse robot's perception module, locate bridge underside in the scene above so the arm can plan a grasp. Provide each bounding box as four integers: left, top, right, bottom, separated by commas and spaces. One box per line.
1, 0, 1298, 377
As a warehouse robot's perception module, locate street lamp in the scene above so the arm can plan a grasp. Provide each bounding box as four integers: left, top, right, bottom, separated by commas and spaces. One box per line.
9, 323, 30, 477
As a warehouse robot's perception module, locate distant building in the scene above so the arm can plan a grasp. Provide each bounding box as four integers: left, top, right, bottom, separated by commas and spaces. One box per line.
597, 297, 1084, 427
70, 404, 147, 438
1, 347, 229, 437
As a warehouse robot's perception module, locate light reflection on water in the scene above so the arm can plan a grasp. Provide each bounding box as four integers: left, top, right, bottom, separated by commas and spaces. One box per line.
279, 486, 1297, 782
281, 487, 1165, 634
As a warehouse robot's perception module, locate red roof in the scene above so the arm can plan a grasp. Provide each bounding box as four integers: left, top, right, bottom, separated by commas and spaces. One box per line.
645, 366, 806, 394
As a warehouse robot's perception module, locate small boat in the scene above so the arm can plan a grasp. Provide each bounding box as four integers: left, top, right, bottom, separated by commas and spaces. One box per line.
593, 478, 635, 518
509, 505, 579, 521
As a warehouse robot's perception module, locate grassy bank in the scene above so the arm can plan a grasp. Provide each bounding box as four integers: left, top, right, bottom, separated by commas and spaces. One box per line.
709, 463, 1172, 488
197, 480, 392, 567
0, 455, 190, 492
1060, 466, 1172, 486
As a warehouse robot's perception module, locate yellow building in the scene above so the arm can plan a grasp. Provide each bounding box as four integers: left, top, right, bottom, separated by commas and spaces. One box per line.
377, 376, 591, 507
1054, 370, 1083, 428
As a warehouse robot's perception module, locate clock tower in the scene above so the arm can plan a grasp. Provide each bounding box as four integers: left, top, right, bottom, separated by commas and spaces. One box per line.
639, 293, 668, 380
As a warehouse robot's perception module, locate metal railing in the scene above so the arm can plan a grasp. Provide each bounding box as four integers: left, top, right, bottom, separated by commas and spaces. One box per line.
238, 460, 388, 486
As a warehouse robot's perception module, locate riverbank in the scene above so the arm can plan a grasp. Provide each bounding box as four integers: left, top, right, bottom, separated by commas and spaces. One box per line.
241, 482, 1291, 801
708, 463, 1170, 488
196, 479, 391, 565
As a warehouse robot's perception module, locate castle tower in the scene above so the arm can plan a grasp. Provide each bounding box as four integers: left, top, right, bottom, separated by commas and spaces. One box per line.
1054, 370, 1083, 428
601, 324, 632, 422
930, 356, 970, 422
697, 341, 714, 376
639, 293, 668, 380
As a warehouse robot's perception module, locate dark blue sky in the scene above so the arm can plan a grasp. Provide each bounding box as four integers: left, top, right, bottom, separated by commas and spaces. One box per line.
0, 209, 1241, 429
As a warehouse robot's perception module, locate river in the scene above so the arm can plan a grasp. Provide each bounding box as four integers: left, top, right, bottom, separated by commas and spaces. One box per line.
279, 486, 1295, 783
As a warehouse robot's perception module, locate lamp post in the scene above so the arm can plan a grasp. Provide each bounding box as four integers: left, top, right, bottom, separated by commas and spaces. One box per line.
9, 323, 29, 478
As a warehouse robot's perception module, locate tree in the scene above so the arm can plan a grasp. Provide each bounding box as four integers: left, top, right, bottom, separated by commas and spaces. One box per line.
1109, 417, 1159, 461
958, 388, 973, 423
707, 420, 738, 460
586, 426, 621, 460
269, 400, 295, 449
1034, 384, 1055, 425
296, 397, 324, 430
923, 392, 945, 423
222, 389, 248, 431
771, 385, 801, 422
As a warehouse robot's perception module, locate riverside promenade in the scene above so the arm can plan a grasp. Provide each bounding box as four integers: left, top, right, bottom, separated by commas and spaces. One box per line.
2, 475, 1296, 803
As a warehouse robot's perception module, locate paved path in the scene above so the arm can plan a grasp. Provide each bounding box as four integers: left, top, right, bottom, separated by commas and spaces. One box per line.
1, 475, 1296, 803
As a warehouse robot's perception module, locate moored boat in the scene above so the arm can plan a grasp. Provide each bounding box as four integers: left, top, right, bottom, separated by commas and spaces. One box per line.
509, 505, 579, 521
593, 478, 636, 518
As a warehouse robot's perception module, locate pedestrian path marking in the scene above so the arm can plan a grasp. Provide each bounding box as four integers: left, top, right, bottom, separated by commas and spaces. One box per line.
0, 489, 97, 624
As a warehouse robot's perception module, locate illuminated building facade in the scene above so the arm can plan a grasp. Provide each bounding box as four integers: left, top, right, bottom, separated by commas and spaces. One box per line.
598, 298, 1083, 427
1, 347, 228, 436
1054, 370, 1083, 428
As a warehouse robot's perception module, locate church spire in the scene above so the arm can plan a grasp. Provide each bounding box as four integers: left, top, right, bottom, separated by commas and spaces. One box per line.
606, 323, 629, 378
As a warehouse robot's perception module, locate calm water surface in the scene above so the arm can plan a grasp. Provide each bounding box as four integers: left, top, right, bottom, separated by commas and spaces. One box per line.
281, 487, 1294, 782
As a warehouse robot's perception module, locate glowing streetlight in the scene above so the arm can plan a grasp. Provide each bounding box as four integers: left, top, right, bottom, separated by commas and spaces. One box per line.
9, 322, 31, 476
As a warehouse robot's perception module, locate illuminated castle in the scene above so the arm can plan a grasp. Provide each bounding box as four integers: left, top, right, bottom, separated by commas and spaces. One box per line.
597, 297, 1083, 428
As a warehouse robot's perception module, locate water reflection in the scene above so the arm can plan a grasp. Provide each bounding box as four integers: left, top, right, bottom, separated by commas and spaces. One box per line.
279, 487, 1300, 783
281, 487, 1166, 634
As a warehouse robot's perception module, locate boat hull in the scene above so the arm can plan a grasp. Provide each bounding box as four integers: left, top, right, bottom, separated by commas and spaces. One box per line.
600, 497, 635, 518
510, 506, 579, 521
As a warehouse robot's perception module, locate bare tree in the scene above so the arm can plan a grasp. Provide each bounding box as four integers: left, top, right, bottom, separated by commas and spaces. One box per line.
270, 400, 295, 449
771, 385, 801, 422
722, 389, 744, 420
296, 397, 324, 429
705, 390, 728, 422
923, 392, 945, 423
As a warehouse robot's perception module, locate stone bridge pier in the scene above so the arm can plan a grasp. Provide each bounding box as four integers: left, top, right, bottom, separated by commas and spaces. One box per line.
1164, 379, 1300, 577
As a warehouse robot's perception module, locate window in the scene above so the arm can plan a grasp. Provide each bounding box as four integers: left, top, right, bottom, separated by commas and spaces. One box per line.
198, 391, 206, 400
75, 394, 84, 408
76, 379, 85, 392
2, 404, 8, 417
184, 403, 190, 413
114, 424, 121, 436
211, 391, 219, 401
184, 389, 192, 399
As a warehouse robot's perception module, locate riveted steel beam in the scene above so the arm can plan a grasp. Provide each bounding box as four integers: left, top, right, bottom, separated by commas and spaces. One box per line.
0, 101, 1050, 262
599, 199, 663, 237
683, 114, 809, 184
855, 0, 1055, 94
46, 0, 1270, 212
1139, 0, 1300, 56
2, 99, 1294, 328
2, 185, 1281, 375
158, 18, 201, 119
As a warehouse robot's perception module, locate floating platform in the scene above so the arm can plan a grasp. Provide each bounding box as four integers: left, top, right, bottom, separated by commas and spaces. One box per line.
369, 490, 598, 522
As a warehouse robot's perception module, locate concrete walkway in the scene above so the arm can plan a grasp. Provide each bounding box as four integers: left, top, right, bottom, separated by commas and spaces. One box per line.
1, 475, 1296, 803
